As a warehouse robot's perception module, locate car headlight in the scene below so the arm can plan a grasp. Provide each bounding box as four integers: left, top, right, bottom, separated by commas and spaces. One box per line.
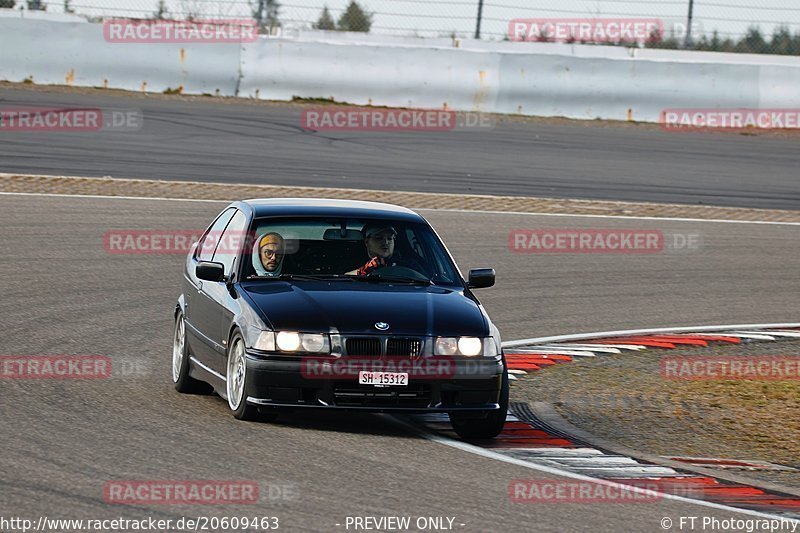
434, 337, 459, 356
275, 331, 330, 354
301, 334, 326, 352
276, 331, 301, 351
253, 331, 276, 351
435, 337, 493, 357
457, 337, 483, 356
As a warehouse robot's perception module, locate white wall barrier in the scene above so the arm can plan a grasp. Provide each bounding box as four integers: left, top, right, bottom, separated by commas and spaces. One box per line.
494, 54, 763, 122
0, 19, 241, 96
238, 40, 501, 111
3, 18, 800, 123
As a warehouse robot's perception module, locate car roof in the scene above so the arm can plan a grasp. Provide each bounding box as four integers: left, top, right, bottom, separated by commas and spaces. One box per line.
240, 198, 425, 222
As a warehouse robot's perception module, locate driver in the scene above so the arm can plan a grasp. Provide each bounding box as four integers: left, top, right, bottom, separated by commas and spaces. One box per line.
355, 224, 422, 276
252, 232, 285, 277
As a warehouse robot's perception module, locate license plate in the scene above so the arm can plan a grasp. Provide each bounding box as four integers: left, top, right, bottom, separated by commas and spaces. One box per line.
358, 371, 408, 386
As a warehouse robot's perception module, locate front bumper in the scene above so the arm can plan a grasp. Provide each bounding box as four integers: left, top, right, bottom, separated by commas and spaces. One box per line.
244, 352, 504, 413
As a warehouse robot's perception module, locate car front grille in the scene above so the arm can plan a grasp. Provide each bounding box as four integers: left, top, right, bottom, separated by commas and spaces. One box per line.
345, 337, 382, 356
386, 338, 422, 357
344, 337, 423, 357
333, 383, 431, 408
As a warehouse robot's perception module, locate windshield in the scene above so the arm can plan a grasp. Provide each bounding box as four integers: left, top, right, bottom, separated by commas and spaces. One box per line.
242, 217, 461, 286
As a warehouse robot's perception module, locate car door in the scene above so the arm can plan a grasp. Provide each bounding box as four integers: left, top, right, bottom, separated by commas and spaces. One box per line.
184, 207, 236, 368
193, 209, 249, 375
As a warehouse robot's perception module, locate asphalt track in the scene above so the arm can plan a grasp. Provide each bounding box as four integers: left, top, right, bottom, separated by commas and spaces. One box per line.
1, 193, 798, 532
1, 86, 799, 210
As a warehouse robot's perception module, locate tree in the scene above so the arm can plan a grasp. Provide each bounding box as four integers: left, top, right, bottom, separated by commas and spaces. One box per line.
769, 26, 800, 56
314, 6, 335, 30
337, 0, 371, 33
153, 0, 168, 19
27, 0, 46, 10
532, 26, 554, 43
179, 0, 201, 22
709, 31, 722, 51
696, 30, 724, 52
0, 0, 15, 8
265, 0, 280, 29
251, 0, 281, 32
735, 26, 767, 54
646, 30, 680, 50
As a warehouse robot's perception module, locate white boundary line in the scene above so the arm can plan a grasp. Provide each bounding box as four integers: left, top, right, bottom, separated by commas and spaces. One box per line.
390, 417, 800, 523
427, 428, 800, 522
471, 322, 800, 521
420, 207, 800, 227
0, 191, 228, 204
2, 191, 800, 226
502, 323, 800, 348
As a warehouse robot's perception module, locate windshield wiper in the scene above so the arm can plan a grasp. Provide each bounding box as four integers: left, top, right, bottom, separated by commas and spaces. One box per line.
247, 274, 352, 282
354, 275, 433, 285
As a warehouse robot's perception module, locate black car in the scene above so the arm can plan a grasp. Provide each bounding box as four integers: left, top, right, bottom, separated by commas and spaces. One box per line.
172, 198, 508, 438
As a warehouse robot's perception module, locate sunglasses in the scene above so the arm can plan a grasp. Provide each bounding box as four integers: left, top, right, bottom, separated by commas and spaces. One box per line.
260, 246, 283, 257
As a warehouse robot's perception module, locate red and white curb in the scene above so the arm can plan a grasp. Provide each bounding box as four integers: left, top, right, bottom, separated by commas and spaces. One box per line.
667, 458, 798, 471
412, 323, 800, 520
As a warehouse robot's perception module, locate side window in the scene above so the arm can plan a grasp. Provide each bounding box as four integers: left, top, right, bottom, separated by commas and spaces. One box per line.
405, 228, 427, 262
197, 208, 235, 262
418, 229, 456, 283
213, 210, 248, 277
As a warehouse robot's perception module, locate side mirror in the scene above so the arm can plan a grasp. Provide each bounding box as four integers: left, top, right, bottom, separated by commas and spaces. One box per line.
196, 261, 226, 282
467, 268, 495, 289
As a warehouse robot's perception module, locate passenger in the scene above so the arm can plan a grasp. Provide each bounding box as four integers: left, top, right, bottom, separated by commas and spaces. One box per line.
252, 232, 285, 277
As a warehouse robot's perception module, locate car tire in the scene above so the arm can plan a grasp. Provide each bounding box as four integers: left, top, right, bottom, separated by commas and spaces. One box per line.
226, 330, 267, 421
449, 369, 509, 439
172, 312, 213, 394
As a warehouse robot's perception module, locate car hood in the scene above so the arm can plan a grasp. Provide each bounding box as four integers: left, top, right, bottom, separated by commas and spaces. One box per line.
240, 281, 487, 337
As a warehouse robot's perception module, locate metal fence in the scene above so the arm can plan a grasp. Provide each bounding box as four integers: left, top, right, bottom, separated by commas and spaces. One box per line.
2, 0, 800, 55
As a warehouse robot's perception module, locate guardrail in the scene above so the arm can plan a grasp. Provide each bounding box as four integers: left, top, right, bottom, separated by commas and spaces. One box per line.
3, 18, 800, 123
